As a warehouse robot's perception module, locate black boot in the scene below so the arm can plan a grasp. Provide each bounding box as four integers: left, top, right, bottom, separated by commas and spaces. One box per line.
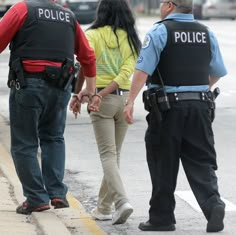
206, 205, 225, 232
139, 221, 176, 231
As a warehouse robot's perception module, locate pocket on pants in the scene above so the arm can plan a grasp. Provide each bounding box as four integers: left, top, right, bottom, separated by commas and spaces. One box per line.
14, 79, 45, 108
15, 89, 41, 108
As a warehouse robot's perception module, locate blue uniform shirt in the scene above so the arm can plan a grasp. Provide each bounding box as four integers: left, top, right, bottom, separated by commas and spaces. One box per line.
136, 13, 227, 92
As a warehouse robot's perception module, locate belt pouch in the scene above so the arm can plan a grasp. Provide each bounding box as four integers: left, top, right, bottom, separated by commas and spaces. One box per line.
45, 66, 62, 87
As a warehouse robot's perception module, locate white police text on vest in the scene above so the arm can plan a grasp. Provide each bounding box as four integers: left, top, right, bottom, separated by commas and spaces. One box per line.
173, 31, 207, 44
37, 8, 71, 23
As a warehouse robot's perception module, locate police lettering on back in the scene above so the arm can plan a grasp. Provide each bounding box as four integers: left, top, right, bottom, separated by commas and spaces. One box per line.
37, 8, 71, 23
174, 31, 207, 44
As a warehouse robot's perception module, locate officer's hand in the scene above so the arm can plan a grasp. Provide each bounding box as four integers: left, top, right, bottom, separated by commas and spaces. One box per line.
69, 95, 81, 119
124, 103, 134, 124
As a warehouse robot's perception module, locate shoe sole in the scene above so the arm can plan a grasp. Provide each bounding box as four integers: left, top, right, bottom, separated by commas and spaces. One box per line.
51, 199, 69, 209
92, 216, 112, 221
33, 205, 50, 212
90, 209, 112, 221
207, 205, 225, 232
53, 202, 69, 209
112, 208, 133, 225
138, 223, 176, 231
16, 205, 50, 215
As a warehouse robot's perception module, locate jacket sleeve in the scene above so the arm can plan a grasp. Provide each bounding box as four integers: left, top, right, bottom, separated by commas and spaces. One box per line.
74, 21, 96, 77
0, 2, 27, 53
114, 37, 137, 86
114, 53, 136, 86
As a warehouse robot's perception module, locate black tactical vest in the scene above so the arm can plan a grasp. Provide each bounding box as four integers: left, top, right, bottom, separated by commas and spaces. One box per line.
149, 20, 211, 86
9, 0, 76, 64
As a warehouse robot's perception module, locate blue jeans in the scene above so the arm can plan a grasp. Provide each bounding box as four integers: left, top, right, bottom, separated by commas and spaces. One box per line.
9, 78, 71, 207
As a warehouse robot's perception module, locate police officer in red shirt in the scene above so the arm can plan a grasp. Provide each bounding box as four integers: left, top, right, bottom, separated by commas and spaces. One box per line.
0, 0, 96, 214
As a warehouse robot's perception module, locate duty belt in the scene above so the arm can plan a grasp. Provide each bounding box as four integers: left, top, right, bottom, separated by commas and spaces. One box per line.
24, 72, 45, 79
96, 88, 129, 95
164, 92, 208, 102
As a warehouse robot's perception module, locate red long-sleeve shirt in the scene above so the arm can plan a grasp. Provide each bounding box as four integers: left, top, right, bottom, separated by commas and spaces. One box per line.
0, 1, 96, 77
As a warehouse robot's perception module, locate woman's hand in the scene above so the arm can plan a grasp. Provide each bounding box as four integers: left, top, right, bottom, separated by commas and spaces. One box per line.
88, 94, 102, 112
77, 88, 93, 103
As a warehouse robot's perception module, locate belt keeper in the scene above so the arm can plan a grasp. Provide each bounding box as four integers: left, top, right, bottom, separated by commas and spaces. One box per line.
202, 92, 205, 100
174, 93, 178, 101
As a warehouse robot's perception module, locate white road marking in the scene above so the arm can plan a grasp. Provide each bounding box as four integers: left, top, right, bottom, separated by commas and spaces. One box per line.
175, 190, 236, 212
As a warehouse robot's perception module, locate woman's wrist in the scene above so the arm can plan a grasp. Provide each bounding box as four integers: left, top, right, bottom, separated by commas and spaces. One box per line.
92, 93, 103, 100
72, 94, 79, 100
125, 99, 134, 106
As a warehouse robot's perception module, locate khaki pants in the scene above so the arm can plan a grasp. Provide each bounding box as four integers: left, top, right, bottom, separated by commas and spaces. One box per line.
90, 93, 129, 214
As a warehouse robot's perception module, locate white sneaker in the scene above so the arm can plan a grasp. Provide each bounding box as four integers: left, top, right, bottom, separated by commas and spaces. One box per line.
112, 202, 133, 225
90, 208, 112, 221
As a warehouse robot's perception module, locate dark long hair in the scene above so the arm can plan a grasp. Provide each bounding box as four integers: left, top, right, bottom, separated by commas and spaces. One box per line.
88, 0, 141, 57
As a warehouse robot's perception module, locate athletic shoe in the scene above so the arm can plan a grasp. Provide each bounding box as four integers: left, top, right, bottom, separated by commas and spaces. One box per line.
51, 198, 69, 209
112, 202, 133, 225
90, 208, 112, 221
16, 201, 50, 215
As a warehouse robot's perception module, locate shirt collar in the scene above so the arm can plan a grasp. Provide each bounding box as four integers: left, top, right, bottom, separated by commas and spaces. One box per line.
165, 13, 195, 21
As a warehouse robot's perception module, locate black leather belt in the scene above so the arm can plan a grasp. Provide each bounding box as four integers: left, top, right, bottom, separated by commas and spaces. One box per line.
166, 92, 208, 102
24, 72, 45, 79
96, 88, 129, 95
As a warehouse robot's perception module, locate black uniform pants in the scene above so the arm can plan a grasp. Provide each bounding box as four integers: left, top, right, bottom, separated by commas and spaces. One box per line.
145, 100, 225, 225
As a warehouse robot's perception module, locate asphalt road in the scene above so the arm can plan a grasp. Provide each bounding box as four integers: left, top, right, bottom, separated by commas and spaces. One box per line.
63, 18, 236, 234
0, 17, 236, 235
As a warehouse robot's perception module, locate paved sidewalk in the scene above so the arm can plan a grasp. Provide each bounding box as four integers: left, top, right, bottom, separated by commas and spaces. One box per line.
0, 169, 38, 235
0, 115, 106, 235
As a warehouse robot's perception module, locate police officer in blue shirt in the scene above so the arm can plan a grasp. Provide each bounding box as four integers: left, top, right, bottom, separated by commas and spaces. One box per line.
124, 0, 227, 232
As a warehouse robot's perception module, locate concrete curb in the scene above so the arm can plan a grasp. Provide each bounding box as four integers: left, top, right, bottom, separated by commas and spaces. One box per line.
0, 141, 72, 235
0, 115, 106, 235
